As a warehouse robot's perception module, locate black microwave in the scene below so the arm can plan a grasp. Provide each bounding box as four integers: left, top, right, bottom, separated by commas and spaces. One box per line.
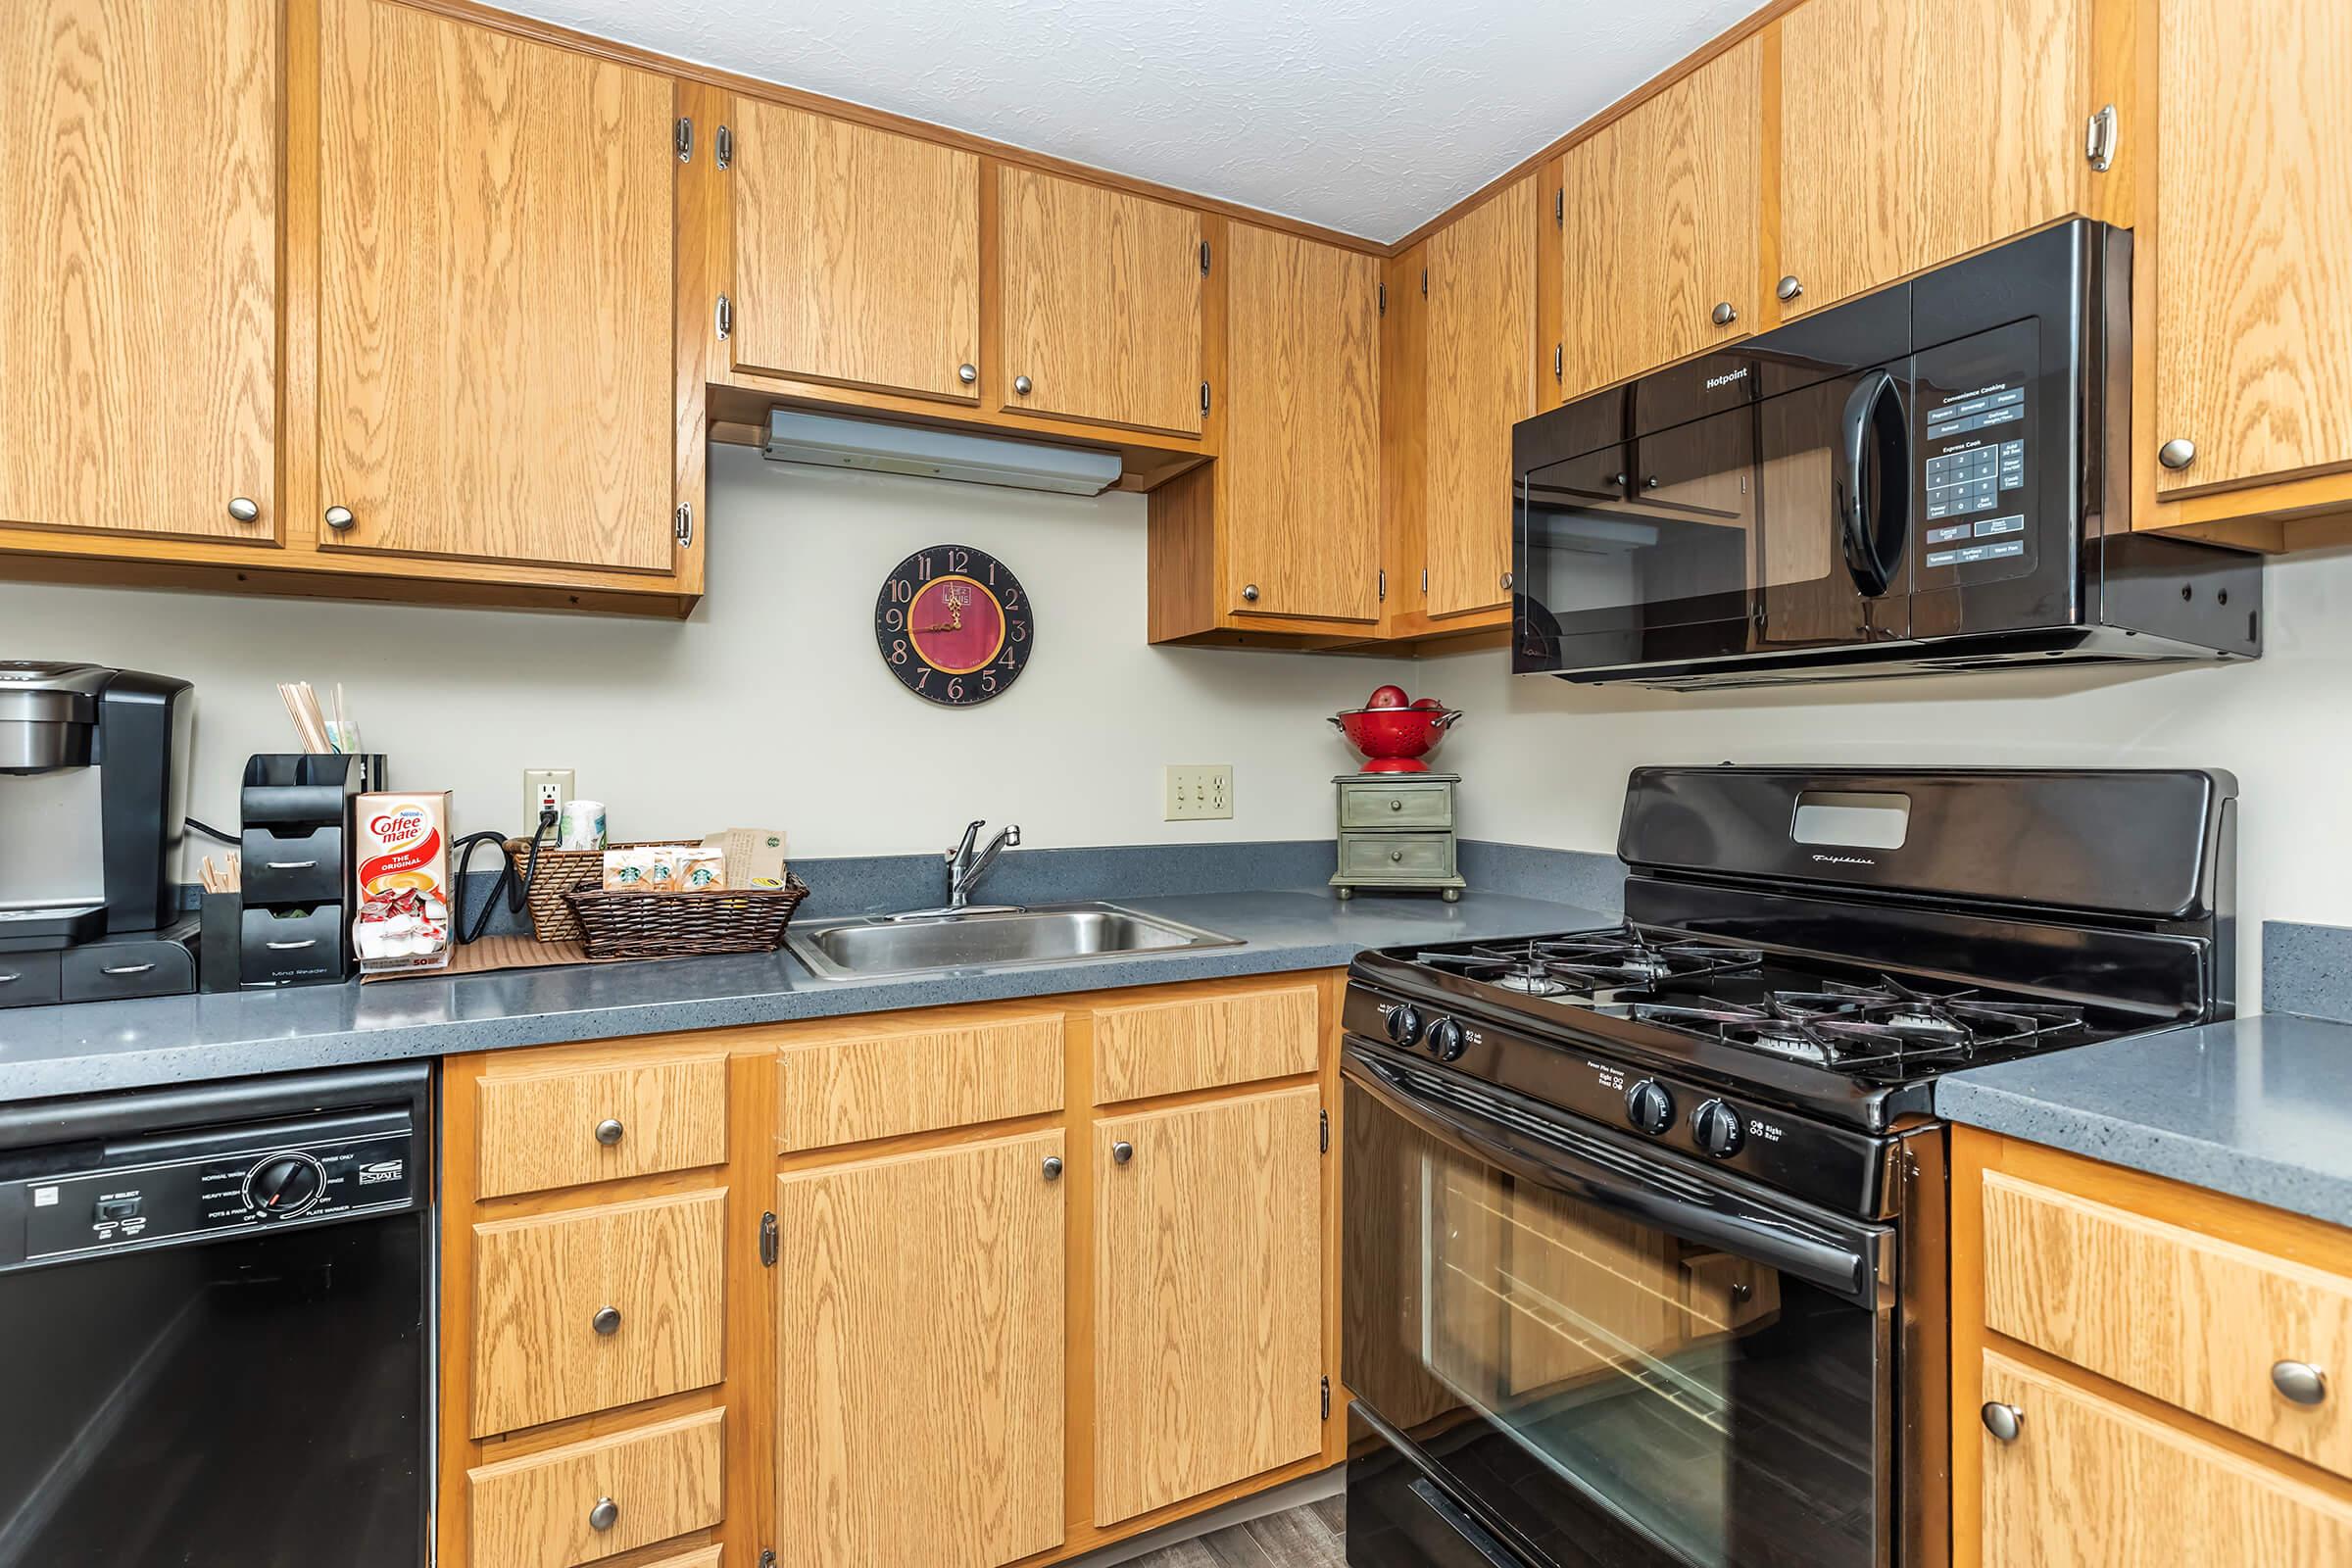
1510, 220, 2262, 688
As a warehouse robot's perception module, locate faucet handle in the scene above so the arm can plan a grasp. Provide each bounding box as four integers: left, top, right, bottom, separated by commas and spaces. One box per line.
948, 819, 986, 862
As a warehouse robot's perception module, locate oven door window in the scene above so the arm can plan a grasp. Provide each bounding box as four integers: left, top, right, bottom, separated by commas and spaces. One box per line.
1343, 1071, 1891, 1568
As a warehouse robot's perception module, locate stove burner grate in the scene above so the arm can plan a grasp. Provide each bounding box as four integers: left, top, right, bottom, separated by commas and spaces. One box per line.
1602, 974, 2088, 1070
1412, 928, 1764, 996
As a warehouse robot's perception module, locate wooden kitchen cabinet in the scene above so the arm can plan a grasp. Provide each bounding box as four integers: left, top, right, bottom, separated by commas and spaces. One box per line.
1558, 35, 1760, 401
1094, 1084, 1324, 1526
727, 102, 981, 403
997, 167, 1207, 437
0, 0, 280, 548
1778, 0, 2090, 319
317, 0, 680, 573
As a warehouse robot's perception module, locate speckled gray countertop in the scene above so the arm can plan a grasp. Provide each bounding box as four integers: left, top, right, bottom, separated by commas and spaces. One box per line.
0, 889, 1603, 1104
1937, 1012, 2352, 1227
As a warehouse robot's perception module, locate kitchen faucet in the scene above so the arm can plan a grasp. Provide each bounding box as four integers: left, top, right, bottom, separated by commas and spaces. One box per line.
933, 819, 1021, 914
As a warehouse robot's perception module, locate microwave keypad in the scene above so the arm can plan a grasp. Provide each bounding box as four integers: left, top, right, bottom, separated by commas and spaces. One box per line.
1924, 384, 2029, 572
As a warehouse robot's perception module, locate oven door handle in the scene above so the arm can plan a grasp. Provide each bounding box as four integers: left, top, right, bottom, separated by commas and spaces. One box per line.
1345, 1045, 1886, 1307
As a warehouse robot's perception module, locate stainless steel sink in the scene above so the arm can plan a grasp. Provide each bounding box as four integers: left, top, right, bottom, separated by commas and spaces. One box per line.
787, 902, 1242, 980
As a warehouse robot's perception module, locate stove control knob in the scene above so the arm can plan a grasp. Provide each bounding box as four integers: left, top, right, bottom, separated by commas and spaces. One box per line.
1425, 1017, 1466, 1061
1386, 1005, 1425, 1048
1625, 1080, 1675, 1137
243, 1152, 326, 1219
1691, 1100, 1746, 1158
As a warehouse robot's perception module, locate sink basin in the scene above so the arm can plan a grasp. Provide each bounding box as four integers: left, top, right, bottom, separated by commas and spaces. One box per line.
787, 902, 1242, 980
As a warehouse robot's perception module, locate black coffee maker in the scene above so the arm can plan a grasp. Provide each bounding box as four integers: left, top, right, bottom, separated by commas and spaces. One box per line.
0, 662, 197, 1004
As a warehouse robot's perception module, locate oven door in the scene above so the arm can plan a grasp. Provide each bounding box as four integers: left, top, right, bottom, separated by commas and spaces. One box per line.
1342, 1043, 1895, 1568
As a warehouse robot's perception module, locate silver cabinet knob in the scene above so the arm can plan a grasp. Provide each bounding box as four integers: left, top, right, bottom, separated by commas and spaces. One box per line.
2274, 1360, 2328, 1406
1981, 1401, 2024, 1443
2159, 438, 2197, 470
323, 505, 355, 531
1111, 1140, 1134, 1165
227, 496, 260, 523
1241, 584, 1259, 603
1389, 849, 1404, 862
1500, 570, 1514, 590
588, 1496, 619, 1533
1012, 374, 1033, 396
1777, 274, 1803, 302
1711, 301, 1739, 326
957, 362, 977, 385
1390, 798, 1404, 811
1042, 1154, 1063, 1181
592, 1305, 622, 1336
594, 1117, 624, 1147
1644, 475, 1661, 489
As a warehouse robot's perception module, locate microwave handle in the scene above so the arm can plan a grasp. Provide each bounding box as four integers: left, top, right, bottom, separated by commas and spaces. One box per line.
1838, 368, 1909, 598
1344, 1044, 1885, 1307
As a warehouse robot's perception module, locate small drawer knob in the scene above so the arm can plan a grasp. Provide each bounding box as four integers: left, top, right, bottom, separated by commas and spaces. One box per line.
1012, 374, 1034, 396
2274, 1360, 2328, 1406
227, 496, 260, 523
1111, 1140, 1134, 1165
1241, 583, 1260, 603
588, 1496, 619, 1532
1711, 301, 1739, 327
1777, 274, 1803, 302
594, 1117, 625, 1147
957, 362, 977, 385
592, 1305, 622, 1337
1500, 569, 1513, 590
2159, 437, 2197, 470
323, 505, 355, 531
1981, 1401, 2024, 1443
1042, 1153, 1063, 1181
1390, 798, 1404, 811
1389, 849, 1404, 862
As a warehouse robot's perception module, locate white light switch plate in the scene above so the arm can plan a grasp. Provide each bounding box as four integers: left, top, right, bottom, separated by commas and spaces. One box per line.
1165, 764, 1233, 820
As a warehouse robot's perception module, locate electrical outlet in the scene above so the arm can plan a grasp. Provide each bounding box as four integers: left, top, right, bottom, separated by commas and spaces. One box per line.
524, 768, 574, 830
1164, 764, 1234, 821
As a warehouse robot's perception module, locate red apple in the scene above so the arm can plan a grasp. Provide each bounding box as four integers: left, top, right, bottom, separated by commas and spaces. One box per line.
1365, 684, 1410, 710
1411, 696, 1445, 710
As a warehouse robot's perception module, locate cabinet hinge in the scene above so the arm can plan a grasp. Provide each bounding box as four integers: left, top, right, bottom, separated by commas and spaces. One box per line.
1554, 343, 1563, 381
759, 1210, 778, 1267
1421, 567, 1429, 594
2084, 104, 2118, 172
760, 1552, 777, 1568
1200, 380, 1212, 416
673, 116, 693, 164
1377, 570, 1386, 604
714, 123, 733, 171
1200, 238, 1212, 275
715, 294, 732, 340
673, 502, 693, 547
1319, 1108, 1330, 1152
1321, 1377, 1332, 1420
1377, 280, 1387, 317
1420, 266, 1429, 298
1555, 186, 1564, 225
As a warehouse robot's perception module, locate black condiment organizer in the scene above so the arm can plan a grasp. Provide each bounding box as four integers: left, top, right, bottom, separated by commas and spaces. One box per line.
232, 753, 385, 988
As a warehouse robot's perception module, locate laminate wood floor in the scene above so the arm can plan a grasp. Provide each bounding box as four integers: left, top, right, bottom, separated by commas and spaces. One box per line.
1119, 1497, 1346, 1568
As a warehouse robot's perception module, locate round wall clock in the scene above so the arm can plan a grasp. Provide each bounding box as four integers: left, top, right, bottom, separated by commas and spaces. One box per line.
875, 543, 1034, 706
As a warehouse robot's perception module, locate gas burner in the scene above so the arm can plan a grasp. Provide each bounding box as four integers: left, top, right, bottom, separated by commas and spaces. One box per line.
1603, 974, 2089, 1072
1492, 969, 1570, 998
1413, 928, 1763, 996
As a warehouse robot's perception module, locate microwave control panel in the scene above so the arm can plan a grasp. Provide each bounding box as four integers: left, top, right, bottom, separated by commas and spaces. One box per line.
1920, 385, 2030, 572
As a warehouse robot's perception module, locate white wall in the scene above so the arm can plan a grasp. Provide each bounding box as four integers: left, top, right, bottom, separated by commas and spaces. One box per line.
1431, 545, 2352, 1001
0, 445, 1403, 864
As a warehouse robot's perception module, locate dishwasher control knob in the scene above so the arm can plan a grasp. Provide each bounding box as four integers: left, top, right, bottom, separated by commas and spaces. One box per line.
1386, 1004, 1425, 1048
243, 1152, 326, 1219
1425, 1017, 1466, 1061
1691, 1100, 1746, 1157
1625, 1080, 1675, 1136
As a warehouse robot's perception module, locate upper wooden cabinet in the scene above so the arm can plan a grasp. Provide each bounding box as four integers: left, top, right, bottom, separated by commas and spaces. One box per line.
2150, 0, 2352, 499
997, 168, 1206, 436
1559, 35, 1761, 401
728, 103, 981, 403
0, 0, 280, 547
1218, 225, 1381, 622
317, 0, 679, 573
1778, 0, 2090, 318
1421, 177, 1538, 620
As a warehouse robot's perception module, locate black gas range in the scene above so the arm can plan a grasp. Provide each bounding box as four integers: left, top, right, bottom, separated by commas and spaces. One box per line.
1341, 766, 2235, 1568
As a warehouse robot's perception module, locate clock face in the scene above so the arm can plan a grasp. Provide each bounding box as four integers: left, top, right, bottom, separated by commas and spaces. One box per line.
875, 544, 1034, 706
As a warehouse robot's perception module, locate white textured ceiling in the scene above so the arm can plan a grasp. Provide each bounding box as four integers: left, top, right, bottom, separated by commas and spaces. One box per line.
502, 0, 1764, 242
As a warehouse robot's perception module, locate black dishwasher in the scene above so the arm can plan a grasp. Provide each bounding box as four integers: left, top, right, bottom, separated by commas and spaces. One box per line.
0, 1062, 431, 1567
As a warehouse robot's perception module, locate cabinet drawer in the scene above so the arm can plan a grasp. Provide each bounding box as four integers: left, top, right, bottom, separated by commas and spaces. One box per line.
471, 1190, 725, 1435
1980, 1351, 2352, 1565
1338, 832, 1456, 880
476, 1054, 728, 1198
0, 952, 62, 1008
467, 1406, 724, 1568
238, 823, 345, 905
774, 1009, 1063, 1152
1092, 981, 1319, 1102
1339, 782, 1454, 829
1982, 1170, 2352, 1479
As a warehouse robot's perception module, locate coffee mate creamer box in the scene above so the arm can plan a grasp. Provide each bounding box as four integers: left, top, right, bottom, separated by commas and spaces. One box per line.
353, 792, 454, 974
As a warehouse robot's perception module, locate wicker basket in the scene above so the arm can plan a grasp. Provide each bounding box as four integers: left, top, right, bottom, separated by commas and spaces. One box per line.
566, 874, 810, 960
503, 839, 697, 944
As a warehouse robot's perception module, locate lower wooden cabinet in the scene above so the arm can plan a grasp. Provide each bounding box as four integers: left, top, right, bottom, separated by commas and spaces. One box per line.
466, 1407, 725, 1568
771, 1129, 1066, 1568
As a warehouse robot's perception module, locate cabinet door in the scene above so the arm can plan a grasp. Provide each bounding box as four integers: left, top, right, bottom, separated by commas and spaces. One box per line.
0, 0, 277, 545
2154, 0, 2352, 496
1560, 35, 1760, 401
1423, 177, 1538, 619
318, 0, 676, 572
1221, 225, 1380, 621
773, 1131, 1064, 1568
1779, 0, 2087, 317
730, 103, 980, 403
998, 168, 1204, 436
1094, 1085, 1322, 1526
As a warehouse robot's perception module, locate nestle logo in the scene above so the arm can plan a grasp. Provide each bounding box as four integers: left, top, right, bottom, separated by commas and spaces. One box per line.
1811, 853, 1876, 866
1704, 367, 1750, 389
